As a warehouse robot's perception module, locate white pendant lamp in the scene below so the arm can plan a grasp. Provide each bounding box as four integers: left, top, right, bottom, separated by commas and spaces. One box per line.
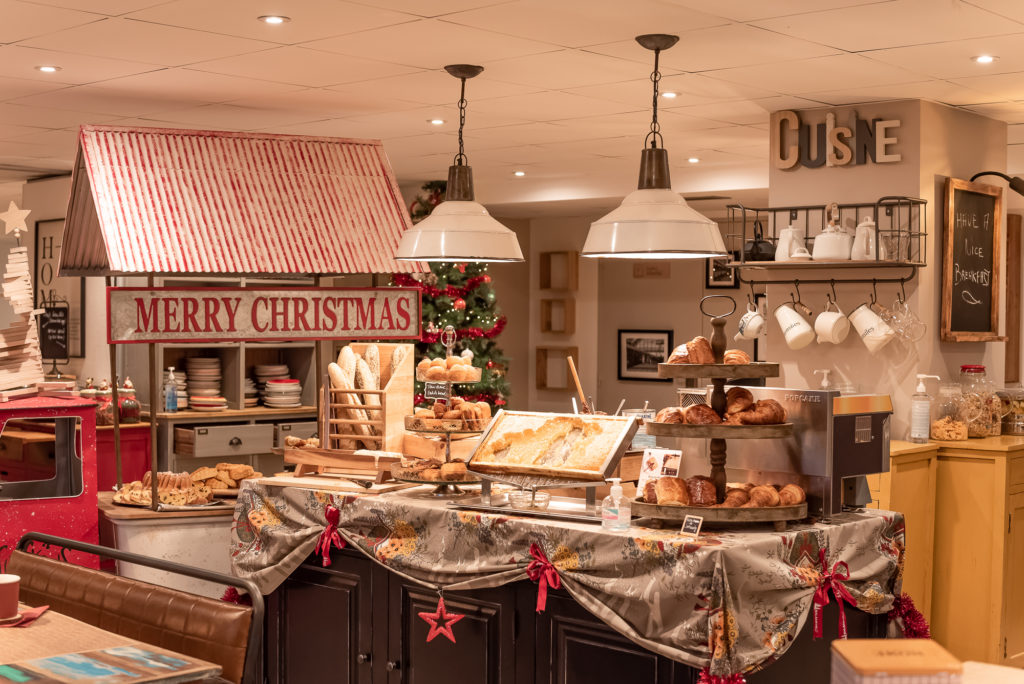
396, 65, 524, 263
582, 35, 727, 259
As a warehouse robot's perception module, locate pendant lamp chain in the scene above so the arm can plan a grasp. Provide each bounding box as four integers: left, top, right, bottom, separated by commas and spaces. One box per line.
646, 47, 663, 150
455, 77, 468, 166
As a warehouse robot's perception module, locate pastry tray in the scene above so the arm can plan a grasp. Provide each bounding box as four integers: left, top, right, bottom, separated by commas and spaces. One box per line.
404, 415, 486, 434
657, 362, 780, 380
393, 474, 481, 486
449, 495, 603, 524
416, 367, 482, 383
646, 422, 793, 439
632, 498, 807, 524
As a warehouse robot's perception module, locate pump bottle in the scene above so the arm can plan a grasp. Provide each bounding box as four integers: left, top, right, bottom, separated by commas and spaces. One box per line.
910, 374, 940, 443
601, 477, 631, 531
164, 366, 179, 413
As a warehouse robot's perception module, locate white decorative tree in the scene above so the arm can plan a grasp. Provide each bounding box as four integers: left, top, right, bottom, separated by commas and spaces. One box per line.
0, 201, 44, 393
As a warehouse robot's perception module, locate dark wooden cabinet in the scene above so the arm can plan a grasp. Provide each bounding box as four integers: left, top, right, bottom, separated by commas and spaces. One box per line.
265, 551, 886, 684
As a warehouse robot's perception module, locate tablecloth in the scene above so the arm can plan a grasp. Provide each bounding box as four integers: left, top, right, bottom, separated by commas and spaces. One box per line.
230, 481, 904, 676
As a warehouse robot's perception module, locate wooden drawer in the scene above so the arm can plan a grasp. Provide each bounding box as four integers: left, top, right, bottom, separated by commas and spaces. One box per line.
174, 424, 274, 458
274, 421, 318, 447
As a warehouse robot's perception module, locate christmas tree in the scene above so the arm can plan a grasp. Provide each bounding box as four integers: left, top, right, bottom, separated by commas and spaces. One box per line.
393, 182, 510, 409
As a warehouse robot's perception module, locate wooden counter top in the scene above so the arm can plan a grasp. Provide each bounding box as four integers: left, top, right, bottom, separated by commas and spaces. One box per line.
926, 435, 1024, 453
97, 490, 235, 520
890, 440, 940, 457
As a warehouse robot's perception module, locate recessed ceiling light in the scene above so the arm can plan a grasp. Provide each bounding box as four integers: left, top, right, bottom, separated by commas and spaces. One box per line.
661, 91, 677, 99
428, 118, 445, 125
688, 157, 700, 163
513, 170, 526, 177
974, 54, 997, 64
258, 15, 290, 24
35, 65, 61, 73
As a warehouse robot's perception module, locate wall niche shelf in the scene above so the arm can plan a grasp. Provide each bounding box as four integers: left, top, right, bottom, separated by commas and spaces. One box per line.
539, 251, 579, 291
540, 298, 576, 334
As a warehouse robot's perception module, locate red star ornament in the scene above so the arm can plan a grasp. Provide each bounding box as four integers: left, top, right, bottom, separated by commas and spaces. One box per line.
418, 595, 465, 644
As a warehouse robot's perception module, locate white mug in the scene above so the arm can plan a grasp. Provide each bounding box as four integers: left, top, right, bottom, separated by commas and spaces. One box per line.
734, 304, 765, 341
815, 302, 850, 344
848, 303, 896, 354
774, 303, 815, 350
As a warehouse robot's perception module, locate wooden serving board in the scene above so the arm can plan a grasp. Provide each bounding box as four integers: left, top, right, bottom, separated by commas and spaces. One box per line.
251, 474, 414, 494
646, 422, 793, 439
657, 362, 780, 380
632, 498, 807, 524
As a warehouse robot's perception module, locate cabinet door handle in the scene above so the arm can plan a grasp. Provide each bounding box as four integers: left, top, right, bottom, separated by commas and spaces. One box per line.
386, 660, 401, 671
356, 653, 370, 664
229, 437, 242, 446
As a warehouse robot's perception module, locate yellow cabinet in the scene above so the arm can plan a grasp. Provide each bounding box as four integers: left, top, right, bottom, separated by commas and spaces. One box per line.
930, 437, 1024, 665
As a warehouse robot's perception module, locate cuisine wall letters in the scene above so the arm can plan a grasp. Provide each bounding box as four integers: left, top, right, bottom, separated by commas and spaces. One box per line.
771, 109, 901, 170
107, 287, 421, 343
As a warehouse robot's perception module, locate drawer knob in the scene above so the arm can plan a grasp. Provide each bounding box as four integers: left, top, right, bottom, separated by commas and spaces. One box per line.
229, 437, 242, 446
356, 653, 370, 664
386, 660, 400, 671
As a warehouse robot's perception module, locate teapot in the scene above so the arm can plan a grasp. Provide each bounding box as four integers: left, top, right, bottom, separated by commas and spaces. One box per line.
851, 216, 886, 261
774, 223, 804, 262
811, 203, 852, 261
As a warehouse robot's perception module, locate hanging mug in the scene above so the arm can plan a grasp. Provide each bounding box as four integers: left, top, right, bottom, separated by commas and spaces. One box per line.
814, 300, 850, 345
774, 302, 815, 350
734, 302, 765, 341
848, 303, 896, 354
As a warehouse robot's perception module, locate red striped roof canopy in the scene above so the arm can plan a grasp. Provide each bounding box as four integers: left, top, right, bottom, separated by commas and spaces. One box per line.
60, 125, 425, 276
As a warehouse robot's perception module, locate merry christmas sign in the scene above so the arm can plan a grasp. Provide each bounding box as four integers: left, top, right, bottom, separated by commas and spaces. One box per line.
108, 287, 421, 343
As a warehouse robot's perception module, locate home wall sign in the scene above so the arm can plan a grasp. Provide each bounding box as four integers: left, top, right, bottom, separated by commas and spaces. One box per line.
771, 110, 901, 170
108, 287, 421, 343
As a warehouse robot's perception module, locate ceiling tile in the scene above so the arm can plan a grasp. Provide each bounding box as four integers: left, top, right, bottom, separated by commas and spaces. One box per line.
463, 121, 578, 148
469, 91, 638, 122
327, 70, 540, 107
0, 76, 70, 103
20, 0, 172, 16
565, 109, 728, 141
965, 101, 1024, 124
590, 25, 840, 72
665, 0, 903, 22
752, 0, 1022, 52
135, 103, 331, 129
252, 118, 366, 137
0, 103, 118, 128
9, 84, 197, 116
679, 124, 767, 149
861, 33, 1024, 80
302, 18, 558, 70
950, 70, 1024, 100
480, 50, 658, 90
965, 0, 1024, 25
8, 127, 79, 150
126, 0, 416, 44
108, 117, 240, 131
346, 0, 511, 18
88, 68, 303, 104
806, 79, 994, 106
0, 123, 50, 138
383, 132, 459, 156
344, 105, 528, 138
443, 0, 728, 48
569, 73, 781, 107
0, 0, 103, 42
708, 54, 925, 94
0, 46, 161, 85
228, 87, 424, 118
676, 97, 823, 126
192, 47, 419, 87
21, 17, 274, 66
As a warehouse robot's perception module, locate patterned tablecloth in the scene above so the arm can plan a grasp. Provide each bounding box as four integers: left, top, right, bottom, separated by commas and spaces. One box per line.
230, 481, 905, 676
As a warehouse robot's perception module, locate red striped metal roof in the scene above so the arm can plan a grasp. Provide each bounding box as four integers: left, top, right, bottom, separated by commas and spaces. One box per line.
60, 125, 425, 276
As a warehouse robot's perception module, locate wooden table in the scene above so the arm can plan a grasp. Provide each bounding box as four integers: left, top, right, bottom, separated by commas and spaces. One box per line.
1, 604, 221, 682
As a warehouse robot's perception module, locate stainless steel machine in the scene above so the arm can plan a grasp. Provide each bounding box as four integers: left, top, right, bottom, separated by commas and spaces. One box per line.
661, 387, 892, 520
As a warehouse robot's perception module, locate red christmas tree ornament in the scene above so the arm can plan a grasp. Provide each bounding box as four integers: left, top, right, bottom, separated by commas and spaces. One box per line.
452, 298, 466, 311
419, 594, 465, 644
486, 361, 495, 368
457, 263, 466, 273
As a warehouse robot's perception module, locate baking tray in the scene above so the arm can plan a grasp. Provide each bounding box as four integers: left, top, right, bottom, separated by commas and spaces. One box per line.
657, 362, 780, 380
467, 410, 639, 481
632, 498, 807, 524
449, 495, 603, 524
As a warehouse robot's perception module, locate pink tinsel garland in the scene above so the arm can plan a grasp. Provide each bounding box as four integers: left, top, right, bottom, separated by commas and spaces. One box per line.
698, 669, 745, 683
888, 593, 930, 638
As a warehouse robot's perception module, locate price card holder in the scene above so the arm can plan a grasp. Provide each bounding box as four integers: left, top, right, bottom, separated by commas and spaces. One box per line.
424, 382, 449, 401
681, 515, 703, 538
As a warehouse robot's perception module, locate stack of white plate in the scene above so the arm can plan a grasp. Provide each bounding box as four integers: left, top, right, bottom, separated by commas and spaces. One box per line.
163, 369, 188, 409
254, 364, 289, 406
243, 377, 258, 408
262, 379, 302, 408
187, 357, 222, 408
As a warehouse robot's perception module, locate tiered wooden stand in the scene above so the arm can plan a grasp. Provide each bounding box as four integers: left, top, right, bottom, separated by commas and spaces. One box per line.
641, 296, 805, 528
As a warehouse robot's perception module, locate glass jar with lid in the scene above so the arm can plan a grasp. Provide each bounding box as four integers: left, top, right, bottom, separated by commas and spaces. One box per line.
997, 386, 1024, 435
931, 383, 969, 441
95, 387, 115, 426
959, 365, 1003, 437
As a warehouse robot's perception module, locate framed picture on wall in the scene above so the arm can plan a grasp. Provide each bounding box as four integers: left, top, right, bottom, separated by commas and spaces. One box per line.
34, 219, 85, 358
706, 250, 739, 289
618, 329, 673, 382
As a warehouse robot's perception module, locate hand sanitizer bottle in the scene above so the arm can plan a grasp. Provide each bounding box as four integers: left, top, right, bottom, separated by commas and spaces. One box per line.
910, 374, 940, 443
164, 366, 178, 413
601, 477, 631, 531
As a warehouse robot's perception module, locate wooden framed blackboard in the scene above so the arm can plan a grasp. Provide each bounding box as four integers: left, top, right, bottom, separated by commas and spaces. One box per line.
38, 304, 69, 361
942, 177, 1004, 342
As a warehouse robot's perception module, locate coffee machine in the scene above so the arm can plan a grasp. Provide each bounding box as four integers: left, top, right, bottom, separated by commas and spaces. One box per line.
662, 387, 892, 519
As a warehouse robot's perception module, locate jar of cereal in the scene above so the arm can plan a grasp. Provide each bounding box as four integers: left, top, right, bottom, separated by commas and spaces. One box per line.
960, 365, 1004, 438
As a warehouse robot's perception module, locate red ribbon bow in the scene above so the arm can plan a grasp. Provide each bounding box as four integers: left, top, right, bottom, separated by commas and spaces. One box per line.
525, 543, 560, 613
316, 504, 346, 568
812, 548, 857, 639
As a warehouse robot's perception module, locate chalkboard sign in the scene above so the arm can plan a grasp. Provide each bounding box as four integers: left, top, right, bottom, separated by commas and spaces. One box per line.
423, 382, 449, 401
942, 178, 1003, 342
680, 514, 703, 537
39, 305, 69, 360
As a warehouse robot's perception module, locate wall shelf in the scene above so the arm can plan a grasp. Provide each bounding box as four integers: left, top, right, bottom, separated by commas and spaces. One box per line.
540, 298, 575, 334
539, 251, 579, 291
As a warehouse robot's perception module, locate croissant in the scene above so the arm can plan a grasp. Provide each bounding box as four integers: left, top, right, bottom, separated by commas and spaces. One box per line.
643, 480, 658, 503
667, 343, 690, 364
718, 488, 750, 507
779, 484, 806, 505
725, 387, 754, 415
687, 336, 715, 364
742, 485, 781, 507
686, 476, 717, 506
655, 406, 686, 424
655, 477, 690, 505
684, 404, 722, 425
723, 349, 751, 364
729, 399, 787, 425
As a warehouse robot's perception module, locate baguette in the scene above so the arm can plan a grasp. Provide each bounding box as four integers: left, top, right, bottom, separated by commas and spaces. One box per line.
388, 345, 408, 385
355, 358, 381, 435
329, 361, 369, 448
365, 344, 380, 390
